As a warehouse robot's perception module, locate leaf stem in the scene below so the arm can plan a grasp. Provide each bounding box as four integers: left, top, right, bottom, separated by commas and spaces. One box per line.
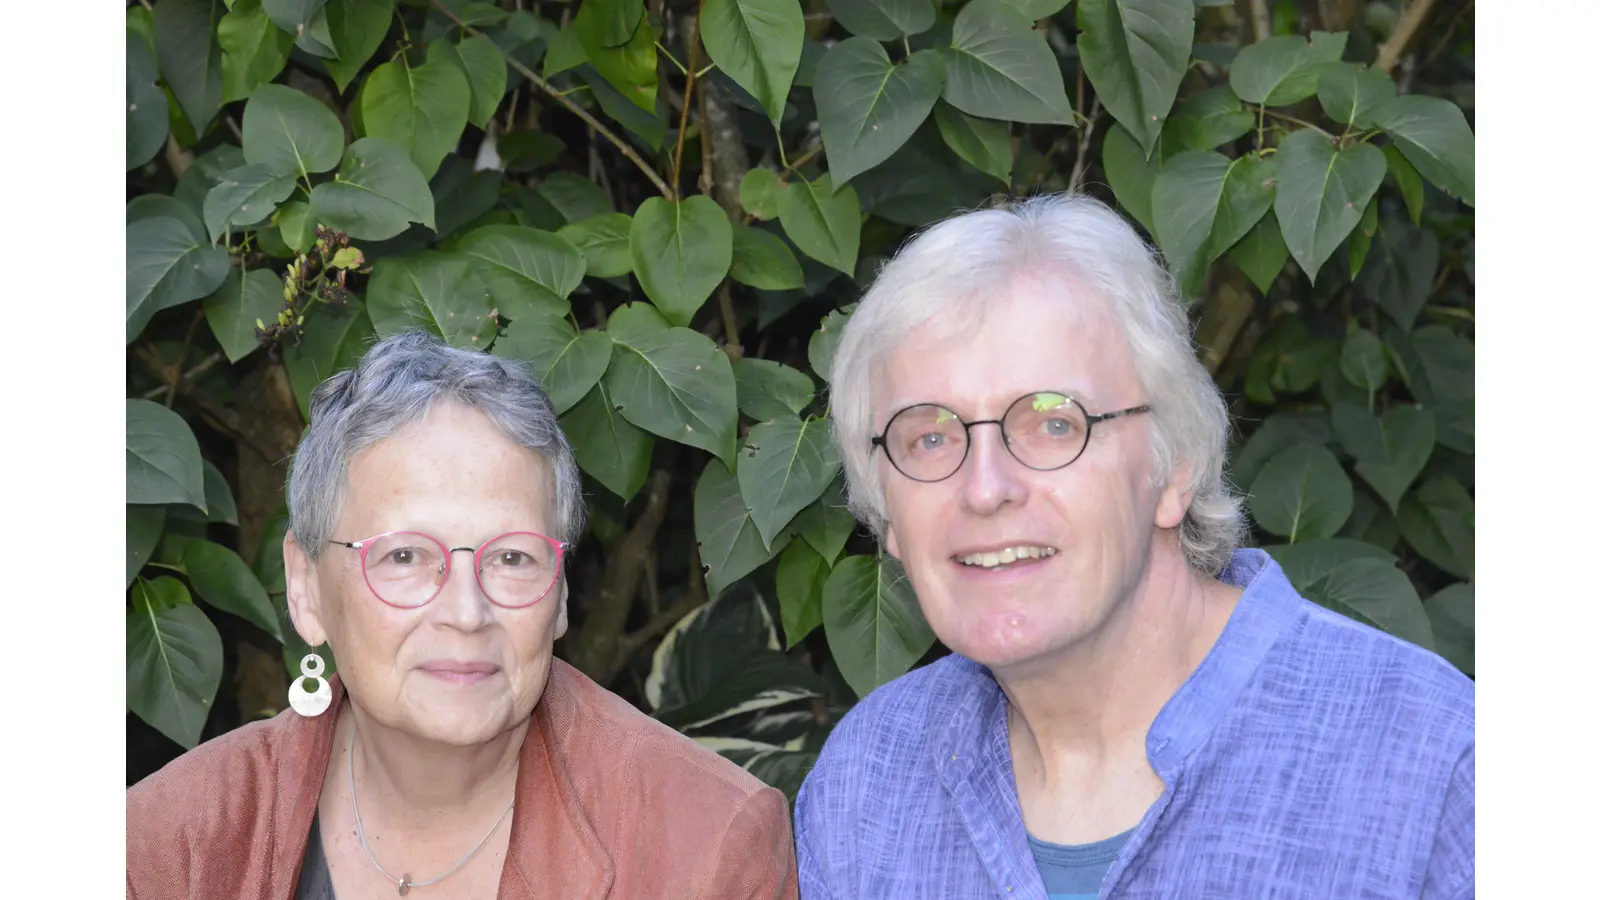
657, 42, 688, 77
785, 142, 823, 176
428, 0, 674, 199
1257, 106, 1336, 140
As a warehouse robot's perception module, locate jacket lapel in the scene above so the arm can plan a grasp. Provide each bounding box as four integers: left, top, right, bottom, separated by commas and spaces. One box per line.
270, 675, 346, 900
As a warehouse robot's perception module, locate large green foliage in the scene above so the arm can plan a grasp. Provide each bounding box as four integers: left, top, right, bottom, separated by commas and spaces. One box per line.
127, 0, 1473, 798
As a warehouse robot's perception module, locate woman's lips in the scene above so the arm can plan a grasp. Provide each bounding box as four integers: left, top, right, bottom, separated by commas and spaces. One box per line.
418, 662, 500, 684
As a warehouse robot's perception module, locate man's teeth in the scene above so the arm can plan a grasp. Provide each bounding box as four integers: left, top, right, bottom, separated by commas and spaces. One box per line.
957, 546, 1057, 568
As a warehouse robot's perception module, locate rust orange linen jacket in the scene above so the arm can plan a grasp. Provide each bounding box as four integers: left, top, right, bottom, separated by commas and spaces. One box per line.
126, 660, 799, 900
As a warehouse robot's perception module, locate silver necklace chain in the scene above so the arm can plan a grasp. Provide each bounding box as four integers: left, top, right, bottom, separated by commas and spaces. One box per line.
346, 724, 516, 896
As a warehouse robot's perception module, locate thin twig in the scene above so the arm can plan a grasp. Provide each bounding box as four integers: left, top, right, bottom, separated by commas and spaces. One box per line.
1247, 0, 1272, 43
165, 313, 206, 408
716, 284, 742, 360
1375, 0, 1439, 74
784, 142, 824, 176
429, 0, 674, 199
1067, 66, 1102, 193
1260, 106, 1337, 140
673, 2, 707, 197
1422, 0, 1472, 69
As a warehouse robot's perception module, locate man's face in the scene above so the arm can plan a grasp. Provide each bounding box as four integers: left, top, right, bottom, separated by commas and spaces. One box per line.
874, 270, 1190, 673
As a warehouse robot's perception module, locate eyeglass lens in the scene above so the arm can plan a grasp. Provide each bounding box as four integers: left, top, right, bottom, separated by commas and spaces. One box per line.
882, 392, 1090, 481
360, 531, 560, 608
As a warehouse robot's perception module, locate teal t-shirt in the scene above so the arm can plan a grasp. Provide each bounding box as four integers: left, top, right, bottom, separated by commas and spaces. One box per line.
1028, 828, 1132, 900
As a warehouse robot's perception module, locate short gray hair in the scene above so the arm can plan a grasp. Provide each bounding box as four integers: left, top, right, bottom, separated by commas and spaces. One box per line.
828, 193, 1247, 576
287, 329, 585, 560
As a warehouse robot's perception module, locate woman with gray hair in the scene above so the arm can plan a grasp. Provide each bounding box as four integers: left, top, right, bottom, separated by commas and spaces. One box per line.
793, 194, 1472, 899
127, 331, 798, 900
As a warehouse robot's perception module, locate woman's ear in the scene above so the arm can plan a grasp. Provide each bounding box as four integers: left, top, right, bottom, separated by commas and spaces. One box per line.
552, 577, 570, 641
283, 530, 330, 647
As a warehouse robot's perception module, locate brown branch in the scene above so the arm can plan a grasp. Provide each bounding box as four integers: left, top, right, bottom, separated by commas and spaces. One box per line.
784, 142, 824, 177
1246, 0, 1272, 44
1068, 67, 1102, 193
566, 470, 673, 685
135, 345, 278, 462
618, 591, 705, 660
673, 2, 707, 195
429, 0, 674, 199
1375, 0, 1440, 74
717, 284, 742, 361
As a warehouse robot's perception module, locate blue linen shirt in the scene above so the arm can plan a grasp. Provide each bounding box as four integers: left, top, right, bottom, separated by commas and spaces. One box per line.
793, 550, 1475, 899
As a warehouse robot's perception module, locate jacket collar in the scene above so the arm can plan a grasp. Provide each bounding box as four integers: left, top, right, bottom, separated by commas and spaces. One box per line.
267, 660, 615, 900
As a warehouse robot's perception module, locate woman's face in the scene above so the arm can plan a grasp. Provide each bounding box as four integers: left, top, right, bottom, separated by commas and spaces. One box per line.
285, 401, 569, 746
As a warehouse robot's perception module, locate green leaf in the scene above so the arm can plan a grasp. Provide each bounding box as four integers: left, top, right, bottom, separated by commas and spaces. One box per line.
944, 0, 1073, 125
1101, 122, 1164, 233
578, 65, 667, 149
933, 101, 1013, 185
1426, 583, 1473, 677
175, 145, 247, 219
1229, 31, 1347, 107
1076, 0, 1195, 156
128, 31, 171, 170
1264, 536, 1396, 588
456, 224, 586, 319
1002, 0, 1071, 16
629, 196, 734, 326
734, 357, 815, 421
1151, 151, 1275, 294
202, 164, 297, 242
218, 0, 293, 103
779, 175, 861, 277
1348, 195, 1377, 278
1163, 87, 1254, 154
128, 506, 168, 589
127, 398, 207, 514
431, 155, 505, 237
1350, 405, 1435, 514
283, 298, 374, 420
575, 4, 657, 112
129, 195, 208, 246
1316, 62, 1395, 130
1372, 94, 1474, 206
1300, 558, 1434, 650
580, 0, 645, 48
1398, 475, 1472, 580
815, 40, 944, 187
702, 0, 806, 126
823, 555, 936, 698
154, 0, 225, 136
197, 461, 240, 526
563, 385, 655, 503
537, 172, 615, 224
695, 458, 792, 597
242, 84, 347, 180
1339, 328, 1388, 392
826, 0, 936, 41
1227, 208, 1290, 293
1358, 216, 1439, 331
731, 226, 805, 291
1382, 143, 1425, 225
807, 306, 853, 383
493, 310, 613, 414
310, 138, 437, 241
740, 169, 784, 220
324, 0, 397, 93
126, 218, 232, 343
180, 540, 285, 642
202, 268, 280, 363
294, 6, 338, 58
604, 303, 740, 463
1273, 130, 1385, 283
558, 213, 634, 278
1229, 411, 1333, 490
542, 23, 588, 79
358, 54, 472, 179
738, 417, 843, 548
263, 0, 329, 34
436, 36, 509, 129
777, 542, 829, 648
1247, 442, 1352, 542
128, 577, 223, 750
790, 477, 855, 564
367, 251, 497, 347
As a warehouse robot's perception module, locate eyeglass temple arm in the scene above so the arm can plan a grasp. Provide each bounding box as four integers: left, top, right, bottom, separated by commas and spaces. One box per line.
1087, 404, 1152, 424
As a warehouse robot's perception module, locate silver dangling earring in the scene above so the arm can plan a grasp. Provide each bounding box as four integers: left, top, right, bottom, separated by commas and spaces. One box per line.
288, 653, 332, 717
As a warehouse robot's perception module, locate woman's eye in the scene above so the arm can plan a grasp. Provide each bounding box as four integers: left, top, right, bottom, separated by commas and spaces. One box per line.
385, 549, 419, 565
497, 551, 530, 567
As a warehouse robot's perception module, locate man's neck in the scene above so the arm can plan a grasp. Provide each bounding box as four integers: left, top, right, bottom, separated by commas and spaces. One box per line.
997, 541, 1239, 781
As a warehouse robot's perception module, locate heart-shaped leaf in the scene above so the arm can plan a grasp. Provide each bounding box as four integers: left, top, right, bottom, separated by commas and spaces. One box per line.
779, 175, 861, 277
128, 30, 170, 170
324, 0, 397, 92
826, 0, 935, 41
604, 303, 740, 463
1247, 442, 1352, 542
1351, 404, 1436, 513
807, 306, 853, 383
283, 298, 375, 421
823, 555, 936, 698
202, 268, 281, 363
128, 577, 223, 750
933, 100, 1013, 185
1398, 475, 1473, 579
791, 477, 856, 565
740, 169, 784, 220
1273, 129, 1386, 283
456, 224, 586, 319
1302, 558, 1434, 650
1358, 216, 1439, 331
181, 539, 284, 642
431, 36, 508, 129
154, 0, 224, 136
575, 3, 657, 111
202, 164, 297, 242
944, 0, 1072, 125
358, 53, 471, 179
738, 416, 843, 548
1373, 94, 1474, 206
560, 382, 654, 501
310, 137, 436, 241
1101, 122, 1165, 233
221, 0, 295, 103
777, 541, 830, 649
126, 217, 232, 344
242, 83, 346, 180
1228, 209, 1291, 294
1076, 0, 1194, 155
695, 458, 791, 597
127, 506, 167, 589
816, 39, 944, 186
558, 212, 634, 278
1151, 151, 1275, 294
702, 0, 805, 125
734, 358, 815, 421
366, 251, 497, 348
629, 196, 734, 326
731, 225, 805, 291
1164, 86, 1254, 154
1316, 62, 1396, 130
1339, 328, 1389, 392
1229, 31, 1347, 107
493, 309, 613, 415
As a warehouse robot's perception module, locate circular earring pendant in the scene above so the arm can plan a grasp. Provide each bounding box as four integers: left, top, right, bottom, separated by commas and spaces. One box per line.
288, 653, 332, 717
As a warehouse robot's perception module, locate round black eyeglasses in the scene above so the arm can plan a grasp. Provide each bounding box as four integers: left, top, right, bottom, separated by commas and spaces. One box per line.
869, 391, 1152, 483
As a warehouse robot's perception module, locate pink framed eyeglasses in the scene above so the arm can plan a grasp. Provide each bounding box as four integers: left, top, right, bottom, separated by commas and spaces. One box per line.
329, 530, 570, 609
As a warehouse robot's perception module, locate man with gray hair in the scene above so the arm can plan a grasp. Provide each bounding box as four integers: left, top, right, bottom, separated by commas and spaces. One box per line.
792, 194, 1473, 899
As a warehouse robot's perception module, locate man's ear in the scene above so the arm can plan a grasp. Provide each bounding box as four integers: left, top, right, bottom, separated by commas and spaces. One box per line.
1155, 460, 1196, 530
284, 530, 330, 647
